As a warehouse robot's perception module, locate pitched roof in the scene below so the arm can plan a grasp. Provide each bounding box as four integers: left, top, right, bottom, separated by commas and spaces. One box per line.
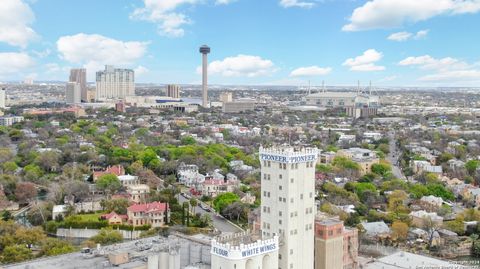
127, 202, 169, 213
102, 211, 127, 220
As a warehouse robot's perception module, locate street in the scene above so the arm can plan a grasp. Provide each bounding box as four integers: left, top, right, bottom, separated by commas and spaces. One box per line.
178, 195, 243, 234
387, 131, 407, 180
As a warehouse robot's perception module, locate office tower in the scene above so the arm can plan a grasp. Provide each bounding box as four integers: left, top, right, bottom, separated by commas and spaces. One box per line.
96, 65, 134, 100
166, 84, 180, 99
66, 82, 81, 104
0, 88, 5, 109
69, 68, 87, 102
199, 45, 210, 107
219, 92, 232, 103
259, 146, 318, 269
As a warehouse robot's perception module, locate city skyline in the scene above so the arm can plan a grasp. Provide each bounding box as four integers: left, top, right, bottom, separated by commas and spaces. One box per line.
1, 0, 480, 87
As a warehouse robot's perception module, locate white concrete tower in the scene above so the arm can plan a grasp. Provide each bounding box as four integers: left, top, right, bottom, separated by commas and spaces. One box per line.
199, 45, 210, 108
259, 146, 318, 269
0, 88, 6, 109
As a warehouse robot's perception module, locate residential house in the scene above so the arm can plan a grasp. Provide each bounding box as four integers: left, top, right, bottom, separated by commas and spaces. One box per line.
359, 221, 390, 240
127, 184, 150, 203
127, 202, 170, 228
118, 174, 139, 186
411, 160, 443, 176
410, 210, 443, 228
93, 165, 125, 181
337, 148, 380, 175
419, 195, 444, 211
101, 211, 128, 225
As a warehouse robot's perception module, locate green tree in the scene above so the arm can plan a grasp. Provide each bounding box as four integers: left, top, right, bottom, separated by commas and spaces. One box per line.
101, 198, 130, 215
181, 136, 196, 145
213, 192, 240, 213
2, 162, 18, 174
90, 229, 123, 245
96, 174, 121, 196
466, 160, 480, 176
371, 162, 392, 177
190, 198, 198, 215
1, 244, 33, 263
39, 238, 76, 256
426, 183, 455, 201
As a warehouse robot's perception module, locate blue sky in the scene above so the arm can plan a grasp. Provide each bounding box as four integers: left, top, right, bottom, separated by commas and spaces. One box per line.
1, 0, 480, 86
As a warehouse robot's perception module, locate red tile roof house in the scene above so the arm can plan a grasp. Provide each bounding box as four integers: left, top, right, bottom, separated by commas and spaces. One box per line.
127, 202, 170, 228
101, 211, 128, 225
93, 165, 125, 181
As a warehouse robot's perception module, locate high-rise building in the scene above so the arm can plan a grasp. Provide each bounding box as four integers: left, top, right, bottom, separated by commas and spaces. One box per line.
96, 65, 134, 101
259, 146, 318, 269
199, 45, 210, 108
314, 219, 358, 269
65, 82, 81, 104
166, 84, 180, 99
69, 68, 87, 102
219, 92, 233, 103
0, 88, 6, 109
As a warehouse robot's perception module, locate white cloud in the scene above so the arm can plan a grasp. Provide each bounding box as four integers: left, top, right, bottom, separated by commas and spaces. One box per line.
414, 29, 429, 39
378, 75, 398, 82
343, 0, 480, 31
216, 0, 236, 4
130, 0, 199, 37
280, 0, 315, 8
399, 54, 480, 82
387, 32, 412, 42
57, 33, 148, 80
398, 55, 468, 71
134, 65, 150, 76
198, 54, 276, 77
290, 66, 332, 77
343, 49, 385, 72
57, 33, 148, 66
0, 52, 35, 75
388, 30, 429, 41
0, 0, 38, 47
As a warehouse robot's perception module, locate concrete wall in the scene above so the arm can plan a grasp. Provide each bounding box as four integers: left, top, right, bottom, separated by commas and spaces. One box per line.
56, 228, 143, 240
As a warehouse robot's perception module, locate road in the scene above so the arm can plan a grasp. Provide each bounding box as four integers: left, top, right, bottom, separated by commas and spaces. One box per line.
387, 131, 407, 180
178, 195, 243, 234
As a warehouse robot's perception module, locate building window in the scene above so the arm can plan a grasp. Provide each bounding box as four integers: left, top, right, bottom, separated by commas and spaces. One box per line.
290, 249, 293, 255
283, 163, 286, 169
290, 178, 294, 183
319, 231, 323, 236
279, 211, 282, 216
279, 197, 282, 202
279, 174, 282, 179
300, 194, 303, 199
329, 230, 333, 236
337, 228, 342, 234
279, 163, 282, 169
279, 220, 282, 224
290, 198, 294, 203
268, 174, 271, 180
279, 185, 282, 190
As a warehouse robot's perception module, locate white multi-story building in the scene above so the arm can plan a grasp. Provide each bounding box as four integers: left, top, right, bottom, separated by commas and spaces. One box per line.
0, 88, 6, 109
259, 146, 318, 269
96, 65, 134, 100
65, 82, 81, 104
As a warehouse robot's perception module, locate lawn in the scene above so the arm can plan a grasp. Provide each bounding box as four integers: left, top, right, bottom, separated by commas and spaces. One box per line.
76, 213, 103, 222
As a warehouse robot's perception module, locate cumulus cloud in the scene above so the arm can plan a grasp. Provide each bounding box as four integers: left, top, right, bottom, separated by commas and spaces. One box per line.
399, 54, 480, 82
57, 33, 148, 66
398, 55, 468, 71
343, 0, 480, 31
0, 52, 35, 76
289, 66, 332, 77
0, 0, 38, 47
387, 30, 429, 41
57, 33, 148, 80
130, 0, 199, 37
280, 0, 315, 8
198, 54, 276, 77
343, 49, 385, 72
